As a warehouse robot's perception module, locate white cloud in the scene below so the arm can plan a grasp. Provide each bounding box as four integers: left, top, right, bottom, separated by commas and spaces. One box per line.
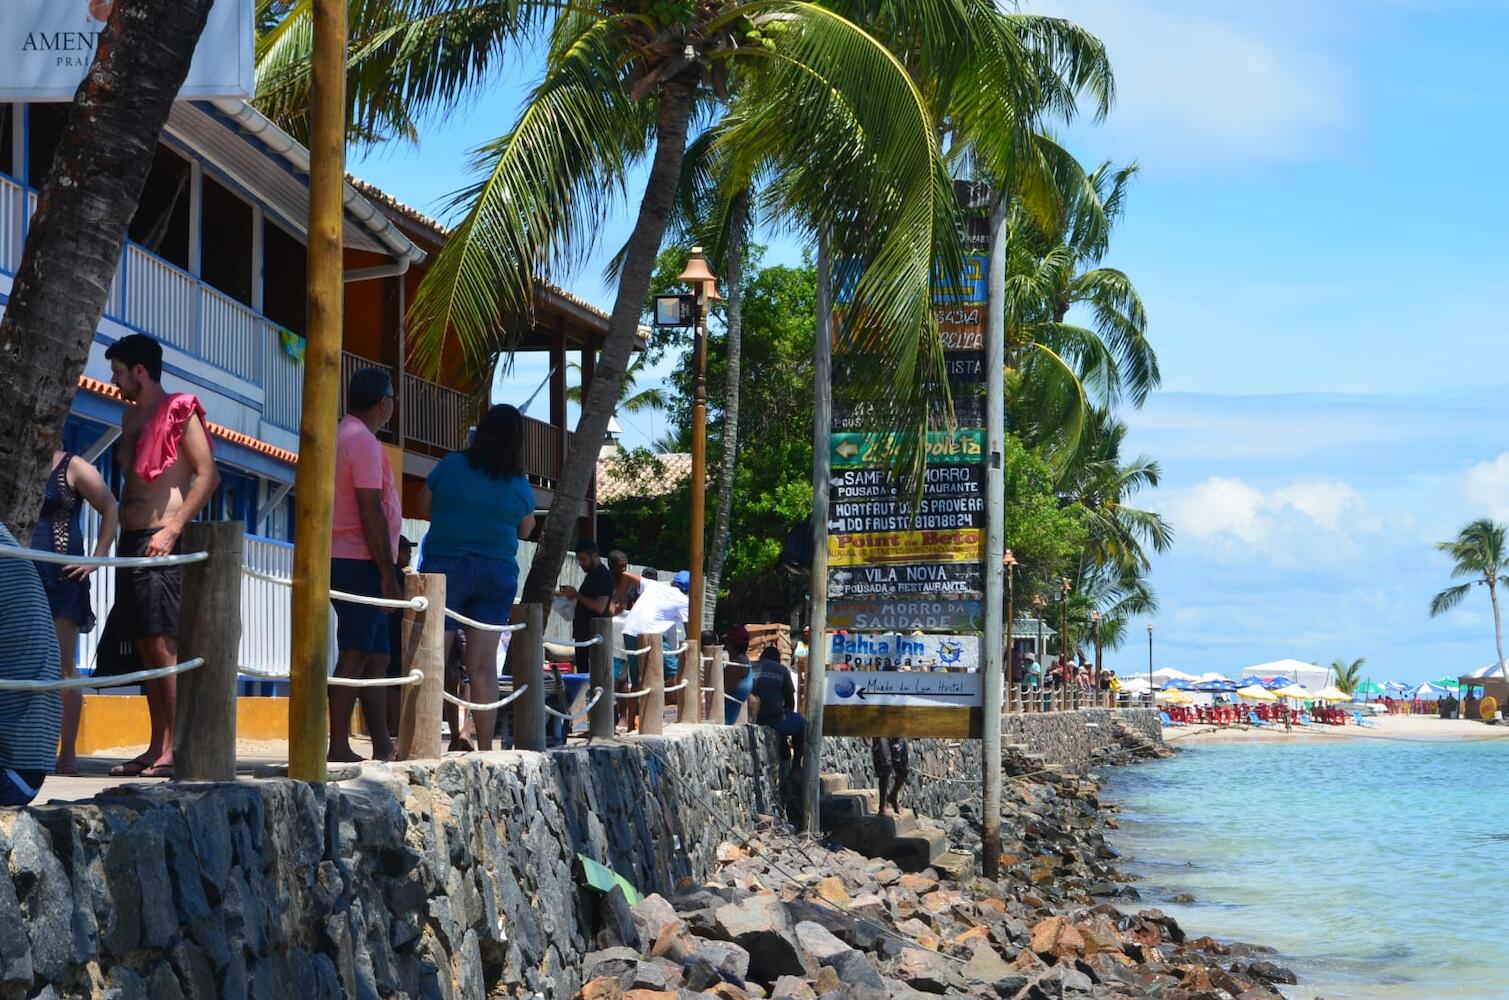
1163, 476, 1379, 554
1463, 452, 1509, 520
1025, 0, 1351, 165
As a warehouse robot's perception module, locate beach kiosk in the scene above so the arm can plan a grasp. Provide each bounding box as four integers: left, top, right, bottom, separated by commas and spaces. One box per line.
1457, 661, 1509, 721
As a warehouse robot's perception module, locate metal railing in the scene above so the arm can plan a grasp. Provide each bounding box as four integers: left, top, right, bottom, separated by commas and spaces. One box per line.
403, 371, 471, 452
0, 174, 20, 274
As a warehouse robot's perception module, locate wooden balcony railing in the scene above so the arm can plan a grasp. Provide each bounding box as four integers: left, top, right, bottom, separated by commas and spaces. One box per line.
522, 414, 566, 489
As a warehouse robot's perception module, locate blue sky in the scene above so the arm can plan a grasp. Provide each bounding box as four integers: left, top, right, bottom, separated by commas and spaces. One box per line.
351, 1, 1509, 683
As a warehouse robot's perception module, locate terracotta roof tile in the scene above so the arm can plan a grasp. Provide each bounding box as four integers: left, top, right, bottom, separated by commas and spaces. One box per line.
595, 452, 692, 506
78, 376, 299, 466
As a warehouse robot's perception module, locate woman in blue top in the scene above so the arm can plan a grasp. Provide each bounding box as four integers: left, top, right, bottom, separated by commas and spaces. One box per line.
418, 404, 536, 751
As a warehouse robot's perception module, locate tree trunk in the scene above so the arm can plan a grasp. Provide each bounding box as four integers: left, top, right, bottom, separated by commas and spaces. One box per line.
522, 78, 697, 608
702, 190, 749, 627
1491, 576, 1505, 666
0, 0, 213, 540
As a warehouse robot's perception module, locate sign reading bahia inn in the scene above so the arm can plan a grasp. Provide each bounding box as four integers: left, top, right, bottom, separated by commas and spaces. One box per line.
0, 0, 254, 101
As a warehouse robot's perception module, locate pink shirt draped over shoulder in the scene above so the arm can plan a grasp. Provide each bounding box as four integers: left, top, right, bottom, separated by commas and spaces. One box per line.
134, 393, 211, 482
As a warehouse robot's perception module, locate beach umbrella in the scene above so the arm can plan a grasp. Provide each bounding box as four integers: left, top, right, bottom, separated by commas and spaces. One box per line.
1314, 686, 1349, 702
1161, 678, 1196, 691
1237, 684, 1278, 702
1379, 680, 1409, 695
1238, 675, 1268, 688
1430, 676, 1461, 692
1274, 684, 1311, 700
1119, 677, 1153, 693
1355, 679, 1383, 695
1261, 676, 1295, 690
1156, 688, 1192, 704
1195, 678, 1239, 693
1407, 681, 1447, 700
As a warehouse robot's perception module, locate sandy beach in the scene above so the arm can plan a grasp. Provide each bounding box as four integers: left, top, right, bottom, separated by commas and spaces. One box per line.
1164, 711, 1509, 745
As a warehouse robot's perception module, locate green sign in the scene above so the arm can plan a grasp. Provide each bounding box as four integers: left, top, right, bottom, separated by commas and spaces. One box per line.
832, 430, 985, 469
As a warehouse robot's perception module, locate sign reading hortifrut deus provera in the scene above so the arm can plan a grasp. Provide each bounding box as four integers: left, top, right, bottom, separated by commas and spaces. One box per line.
823, 668, 984, 738
0, 0, 255, 101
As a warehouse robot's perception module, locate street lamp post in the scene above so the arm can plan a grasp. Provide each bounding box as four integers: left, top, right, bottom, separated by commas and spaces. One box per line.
1091, 610, 1102, 707
1032, 595, 1045, 712
675, 248, 721, 649
1060, 577, 1072, 710
1004, 551, 1017, 713
1147, 622, 1155, 709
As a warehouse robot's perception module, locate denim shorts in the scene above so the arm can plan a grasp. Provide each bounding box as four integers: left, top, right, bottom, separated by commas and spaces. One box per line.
331, 558, 391, 656
420, 553, 518, 633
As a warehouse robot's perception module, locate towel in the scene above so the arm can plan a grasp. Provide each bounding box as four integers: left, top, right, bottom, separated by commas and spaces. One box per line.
135, 393, 210, 482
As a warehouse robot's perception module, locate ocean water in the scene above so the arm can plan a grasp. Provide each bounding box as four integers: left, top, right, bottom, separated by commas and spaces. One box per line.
1100, 737, 1509, 999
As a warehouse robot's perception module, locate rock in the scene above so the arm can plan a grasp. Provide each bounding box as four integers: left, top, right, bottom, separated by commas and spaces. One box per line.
793, 922, 848, 965
1029, 916, 1085, 960
683, 957, 723, 992
1245, 959, 1298, 985
714, 896, 807, 980
695, 940, 752, 982
633, 895, 682, 942
583, 948, 642, 982
812, 877, 850, 906
768, 975, 816, 1000
825, 949, 886, 994
0, 831, 33, 986
894, 948, 955, 993
601, 886, 644, 952
626, 962, 675, 992
579, 977, 623, 1000
960, 945, 1012, 986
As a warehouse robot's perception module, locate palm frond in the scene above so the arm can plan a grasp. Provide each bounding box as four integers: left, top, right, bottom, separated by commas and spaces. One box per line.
1430, 582, 1474, 618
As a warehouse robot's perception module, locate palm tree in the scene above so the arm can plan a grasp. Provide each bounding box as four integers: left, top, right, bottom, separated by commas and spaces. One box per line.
1059, 409, 1172, 575
1006, 159, 1157, 465
565, 356, 668, 416
0, 0, 215, 537
258, 1, 1114, 609
1331, 657, 1365, 695
1429, 518, 1509, 665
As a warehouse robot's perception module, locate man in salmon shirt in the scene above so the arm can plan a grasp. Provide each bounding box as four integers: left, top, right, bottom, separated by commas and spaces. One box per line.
105, 334, 220, 778
328, 367, 402, 762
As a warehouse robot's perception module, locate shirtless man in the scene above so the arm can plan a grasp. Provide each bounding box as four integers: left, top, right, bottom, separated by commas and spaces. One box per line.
105, 334, 220, 778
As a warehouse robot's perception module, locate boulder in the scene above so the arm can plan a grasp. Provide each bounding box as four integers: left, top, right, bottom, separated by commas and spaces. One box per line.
792, 922, 848, 966
1245, 959, 1298, 985
714, 897, 807, 981
583, 948, 641, 983
768, 975, 816, 1000
893, 948, 955, 994
960, 945, 1012, 986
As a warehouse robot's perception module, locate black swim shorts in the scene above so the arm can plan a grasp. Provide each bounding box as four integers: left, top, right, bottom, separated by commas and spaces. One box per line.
115, 527, 182, 640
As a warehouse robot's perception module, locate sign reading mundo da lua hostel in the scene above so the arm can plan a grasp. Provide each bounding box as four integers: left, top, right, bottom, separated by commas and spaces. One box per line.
0, 0, 255, 101
823, 669, 984, 738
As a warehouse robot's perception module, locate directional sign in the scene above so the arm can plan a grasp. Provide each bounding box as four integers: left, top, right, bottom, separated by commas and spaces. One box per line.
829, 528, 983, 566
830, 466, 983, 503
828, 494, 984, 534
831, 429, 984, 469
828, 562, 984, 598
829, 632, 981, 672
932, 255, 988, 305
823, 669, 984, 738
937, 306, 984, 351
827, 598, 985, 632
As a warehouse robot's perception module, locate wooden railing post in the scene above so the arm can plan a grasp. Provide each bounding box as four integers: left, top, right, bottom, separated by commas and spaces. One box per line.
397, 573, 445, 760
678, 639, 701, 725
175, 521, 243, 782
640, 634, 665, 736
705, 643, 725, 725
507, 604, 547, 751
589, 617, 614, 739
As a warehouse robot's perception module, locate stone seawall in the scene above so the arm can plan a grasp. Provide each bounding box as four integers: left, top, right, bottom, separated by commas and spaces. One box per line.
820, 709, 1161, 821
0, 726, 783, 1000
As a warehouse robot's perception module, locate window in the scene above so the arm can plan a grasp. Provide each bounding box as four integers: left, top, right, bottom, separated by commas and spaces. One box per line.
201, 175, 253, 305
126, 145, 192, 269
26, 104, 69, 185
262, 220, 307, 335
0, 105, 13, 178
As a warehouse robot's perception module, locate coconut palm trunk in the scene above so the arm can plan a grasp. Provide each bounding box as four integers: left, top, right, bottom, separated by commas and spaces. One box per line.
1491, 577, 1505, 665
522, 79, 698, 608
702, 191, 750, 626
0, 0, 213, 539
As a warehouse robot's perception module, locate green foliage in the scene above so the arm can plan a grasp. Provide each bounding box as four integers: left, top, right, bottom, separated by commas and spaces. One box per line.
1429, 517, 1509, 663
1331, 657, 1365, 695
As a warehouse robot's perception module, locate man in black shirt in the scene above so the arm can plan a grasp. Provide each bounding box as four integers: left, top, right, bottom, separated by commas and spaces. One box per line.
749, 644, 805, 770
558, 540, 615, 673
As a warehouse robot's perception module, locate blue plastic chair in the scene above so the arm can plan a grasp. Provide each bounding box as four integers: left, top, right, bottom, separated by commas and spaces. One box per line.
1249, 711, 1267, 728
1353, 710, 1377, 728
1297, 714, 1312, 727
1159, 710, 1175, 727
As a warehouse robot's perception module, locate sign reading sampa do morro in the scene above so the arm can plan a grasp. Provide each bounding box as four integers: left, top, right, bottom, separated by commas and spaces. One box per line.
0, 0, 255, 101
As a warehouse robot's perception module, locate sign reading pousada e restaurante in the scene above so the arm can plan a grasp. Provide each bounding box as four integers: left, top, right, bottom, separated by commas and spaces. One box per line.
0, 0, 254, 101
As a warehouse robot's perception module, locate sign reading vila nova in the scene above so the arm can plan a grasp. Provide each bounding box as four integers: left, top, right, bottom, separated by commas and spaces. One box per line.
0, 0, 255, 101
828, 563, 983, 598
